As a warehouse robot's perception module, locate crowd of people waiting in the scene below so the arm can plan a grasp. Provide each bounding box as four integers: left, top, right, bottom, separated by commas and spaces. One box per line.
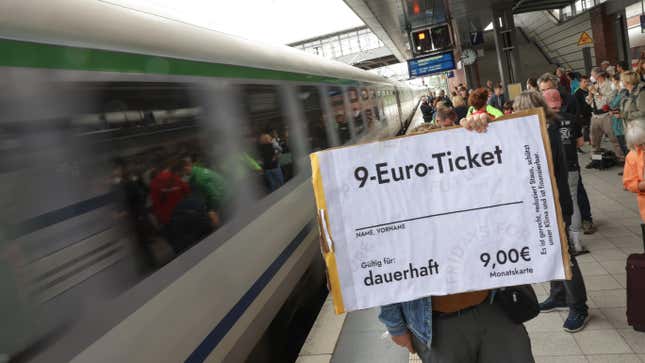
382, 57, 645, 363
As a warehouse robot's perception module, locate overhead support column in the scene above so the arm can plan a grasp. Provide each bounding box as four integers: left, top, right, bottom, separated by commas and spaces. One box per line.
492, 7, 521, 91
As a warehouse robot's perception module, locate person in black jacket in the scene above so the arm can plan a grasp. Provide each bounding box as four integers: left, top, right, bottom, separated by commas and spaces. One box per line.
574, 75, 593, 142
512, 91, 590, 333
420, 96, 433, 123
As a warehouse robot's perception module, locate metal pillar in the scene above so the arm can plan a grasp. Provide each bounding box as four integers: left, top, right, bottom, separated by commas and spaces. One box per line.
615, 10, 631, 65
583, 47, 593, 76
492, 8, 521, 92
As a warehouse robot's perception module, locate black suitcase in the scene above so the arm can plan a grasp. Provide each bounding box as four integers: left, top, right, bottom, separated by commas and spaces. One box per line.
626, 224, 645, 332
587, 149, 617, 170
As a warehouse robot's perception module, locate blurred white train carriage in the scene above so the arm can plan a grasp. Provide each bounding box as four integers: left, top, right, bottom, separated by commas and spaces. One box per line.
0, 1, 424, 362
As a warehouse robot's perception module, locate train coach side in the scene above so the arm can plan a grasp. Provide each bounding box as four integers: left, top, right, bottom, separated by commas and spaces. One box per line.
0, 2, 422, 362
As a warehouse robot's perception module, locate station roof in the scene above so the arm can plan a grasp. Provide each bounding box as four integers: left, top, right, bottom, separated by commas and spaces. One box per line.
344, 0, 578, 63
512, 0, 574, 14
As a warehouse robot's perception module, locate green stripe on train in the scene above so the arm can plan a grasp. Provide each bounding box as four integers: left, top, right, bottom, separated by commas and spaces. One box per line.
0, 38, 359, 84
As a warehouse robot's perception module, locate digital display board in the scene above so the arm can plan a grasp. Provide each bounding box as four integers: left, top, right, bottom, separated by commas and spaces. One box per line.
407, 51, 455, 78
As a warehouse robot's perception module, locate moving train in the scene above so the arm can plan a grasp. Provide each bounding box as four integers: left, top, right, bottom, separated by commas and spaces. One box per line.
0, 1, 423, 362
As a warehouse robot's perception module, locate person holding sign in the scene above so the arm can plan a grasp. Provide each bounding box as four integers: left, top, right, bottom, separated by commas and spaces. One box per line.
379, 111, 536, 363
466, 88, 503, 120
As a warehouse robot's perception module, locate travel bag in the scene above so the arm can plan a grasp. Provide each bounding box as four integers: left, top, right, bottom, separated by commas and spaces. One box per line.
587, 149, 617, 170
496, 285, 540, 324
626, 224, 645, 332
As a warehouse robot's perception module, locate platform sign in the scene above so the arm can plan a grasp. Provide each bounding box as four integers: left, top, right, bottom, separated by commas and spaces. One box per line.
470, 31, 484, 46
311, 110, 572, 313
578, 31, 593, 47
407, 51, 455, 79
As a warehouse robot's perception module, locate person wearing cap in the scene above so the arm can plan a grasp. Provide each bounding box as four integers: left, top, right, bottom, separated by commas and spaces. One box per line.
601, 60, 611, 71
544, 89, 588, 255
587, 67, 624, 163
537, 73, 577, 116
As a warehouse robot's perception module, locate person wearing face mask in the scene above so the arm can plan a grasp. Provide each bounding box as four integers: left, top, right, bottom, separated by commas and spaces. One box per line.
586, 67, 624, 163
610, 74, 629, 159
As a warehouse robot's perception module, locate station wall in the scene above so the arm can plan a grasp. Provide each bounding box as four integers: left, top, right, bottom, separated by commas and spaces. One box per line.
473, 10, 596, 88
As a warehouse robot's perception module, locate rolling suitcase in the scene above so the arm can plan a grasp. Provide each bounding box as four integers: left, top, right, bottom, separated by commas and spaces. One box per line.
626, 224, 645, 332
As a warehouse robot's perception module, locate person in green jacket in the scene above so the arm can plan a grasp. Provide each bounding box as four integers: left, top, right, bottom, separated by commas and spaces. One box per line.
181, 157, 230, 227
465, 88, 504, 119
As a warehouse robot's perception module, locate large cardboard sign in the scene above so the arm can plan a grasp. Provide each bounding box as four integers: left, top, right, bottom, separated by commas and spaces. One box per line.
311, 110, 572, 314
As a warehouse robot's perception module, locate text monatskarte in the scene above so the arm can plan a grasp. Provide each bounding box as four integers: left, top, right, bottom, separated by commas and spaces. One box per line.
354, 145, 503, 188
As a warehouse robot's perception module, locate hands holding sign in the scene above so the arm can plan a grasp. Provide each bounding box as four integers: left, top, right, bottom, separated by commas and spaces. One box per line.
460, 113, 491, 133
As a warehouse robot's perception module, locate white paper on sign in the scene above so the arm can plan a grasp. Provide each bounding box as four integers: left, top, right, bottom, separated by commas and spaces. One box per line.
311, 113, 570, 313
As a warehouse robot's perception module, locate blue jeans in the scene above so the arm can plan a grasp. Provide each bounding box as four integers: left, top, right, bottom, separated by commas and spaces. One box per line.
577, 172, 592, 222
264, 167, 284, 192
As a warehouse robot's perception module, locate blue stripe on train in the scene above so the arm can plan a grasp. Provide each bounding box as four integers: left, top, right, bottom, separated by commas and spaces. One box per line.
185, 221, 314, 363
1, 193, 115, 241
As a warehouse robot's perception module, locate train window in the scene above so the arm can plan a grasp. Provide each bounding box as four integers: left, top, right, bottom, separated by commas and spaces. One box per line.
347, 87, 364, 135
328, 86, 350, 144
360, 88, 369, 101
239, 84, 295, 194
298, 86, 329, 152
0, 81, 245, 357
360, 87, 374, 131
370, 87, 382, 123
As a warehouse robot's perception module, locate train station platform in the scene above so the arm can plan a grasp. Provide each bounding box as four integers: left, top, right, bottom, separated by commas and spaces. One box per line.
298, 143, 645, 363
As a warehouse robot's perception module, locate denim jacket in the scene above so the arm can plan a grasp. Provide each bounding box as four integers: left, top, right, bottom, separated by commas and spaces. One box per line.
378, 297, 433, 346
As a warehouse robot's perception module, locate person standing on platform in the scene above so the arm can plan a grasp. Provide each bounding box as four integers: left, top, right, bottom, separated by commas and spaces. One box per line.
420, 96, 433, 123
543, 89, 588, 255
513, 91, 590, 333
620, 70, 645, 125
575, 75, 593, 143
527, 77, 539, 92
586, 67, 624, 163
466, 88, 503, 120
538, 73, 577, 116
379, 112, 535, 363
452, 96, 468, 124
623, 119, 645, 222
556, 67, 570, 95
488, 84, 507, 110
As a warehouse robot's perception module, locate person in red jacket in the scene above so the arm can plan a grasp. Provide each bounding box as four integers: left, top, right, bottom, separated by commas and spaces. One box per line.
150, 158, 190, 226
